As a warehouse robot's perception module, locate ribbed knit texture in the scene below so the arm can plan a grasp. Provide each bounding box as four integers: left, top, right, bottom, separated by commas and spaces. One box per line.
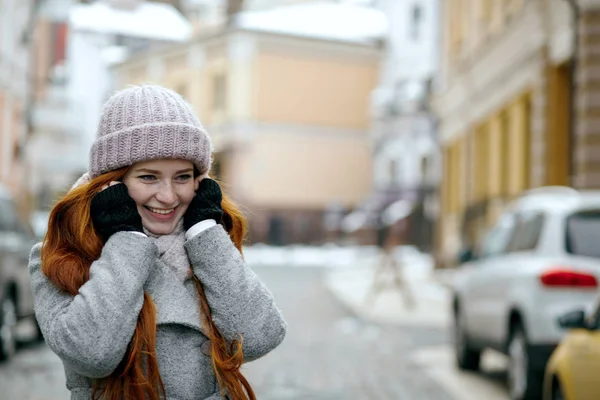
183, 179, 224, 231
90, 183, 144, 241
89, 85, 212, 178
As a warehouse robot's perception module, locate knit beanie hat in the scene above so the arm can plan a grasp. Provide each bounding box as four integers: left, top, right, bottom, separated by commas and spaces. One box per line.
89, 85, 212, 178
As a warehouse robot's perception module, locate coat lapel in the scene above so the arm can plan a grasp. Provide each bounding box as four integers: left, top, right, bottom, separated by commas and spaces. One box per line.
145, 259, 211, 337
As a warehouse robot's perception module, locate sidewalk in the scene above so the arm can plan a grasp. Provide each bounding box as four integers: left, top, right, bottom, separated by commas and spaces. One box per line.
243, 243, 457, 328
324, 257, 455, 328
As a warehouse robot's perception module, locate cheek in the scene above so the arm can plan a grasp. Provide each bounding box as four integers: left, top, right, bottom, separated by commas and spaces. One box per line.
126, 185, 151, 206
178, 186, 197, 209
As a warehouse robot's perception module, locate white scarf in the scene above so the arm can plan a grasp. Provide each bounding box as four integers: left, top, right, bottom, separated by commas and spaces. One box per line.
144, 219, 193, 282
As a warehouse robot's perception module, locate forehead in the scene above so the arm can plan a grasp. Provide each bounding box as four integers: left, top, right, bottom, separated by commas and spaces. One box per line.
131, 158, 194, 172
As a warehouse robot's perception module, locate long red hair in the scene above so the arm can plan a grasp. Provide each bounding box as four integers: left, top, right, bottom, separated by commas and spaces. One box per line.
41, 167, 255, 400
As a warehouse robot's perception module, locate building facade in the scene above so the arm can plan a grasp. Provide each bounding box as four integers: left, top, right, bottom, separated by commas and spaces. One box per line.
0, 0, 35, 213
342, 0, 440, 250
435, 0, 600, 267
26, 0, 191, 210
573, 1, 600, 188
113, 3, 383, 245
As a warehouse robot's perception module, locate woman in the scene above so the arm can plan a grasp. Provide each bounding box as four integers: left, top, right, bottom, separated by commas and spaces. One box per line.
28, 85, 287, 400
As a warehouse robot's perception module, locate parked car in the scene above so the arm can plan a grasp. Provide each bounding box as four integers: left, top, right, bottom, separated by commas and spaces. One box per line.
544, 299, 600, 400
451, 186, 600, 400
0, 185, 39, 361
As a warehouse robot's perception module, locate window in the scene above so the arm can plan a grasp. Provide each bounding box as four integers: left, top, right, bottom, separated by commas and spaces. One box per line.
421, 156, 430, 180
175, 84, 188, 100
51, 22, 68, 66
410, 4, 422, 41
212, 74, 226, 111
211, 155, 222, 180
565, 210, 600, 258
506, 212, 545, 252
499, 111, 510, 195
477, 213, 516, 259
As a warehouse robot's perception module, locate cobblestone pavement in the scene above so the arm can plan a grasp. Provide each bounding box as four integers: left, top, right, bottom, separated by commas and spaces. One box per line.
0, 266, 507, 400
243, 266, 457, 400
0, 340, 69, 399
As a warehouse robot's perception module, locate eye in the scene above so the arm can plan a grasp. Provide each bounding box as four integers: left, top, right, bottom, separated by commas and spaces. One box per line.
139, 175, 156, 182
176, 174, 192, 182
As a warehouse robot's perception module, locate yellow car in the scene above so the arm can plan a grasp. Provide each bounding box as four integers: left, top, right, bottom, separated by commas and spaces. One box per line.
544, 304, 600, 400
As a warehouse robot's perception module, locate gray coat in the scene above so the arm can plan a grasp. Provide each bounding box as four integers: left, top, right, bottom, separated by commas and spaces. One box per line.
29, 225, 287, 400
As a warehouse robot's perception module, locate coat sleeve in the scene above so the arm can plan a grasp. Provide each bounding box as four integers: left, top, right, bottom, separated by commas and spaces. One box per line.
185, 225, 287, 362
29, 232, 157, 378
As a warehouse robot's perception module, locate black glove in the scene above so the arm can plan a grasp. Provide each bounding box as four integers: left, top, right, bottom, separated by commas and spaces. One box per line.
183, 178, 224, 231
90, 183, 144, 242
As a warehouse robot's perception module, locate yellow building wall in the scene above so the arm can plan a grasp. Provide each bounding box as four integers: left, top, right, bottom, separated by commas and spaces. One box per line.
255, 53, 378, 130
237, 132, 371, 209
440, 90, 533, 261
447, 0, 526, 61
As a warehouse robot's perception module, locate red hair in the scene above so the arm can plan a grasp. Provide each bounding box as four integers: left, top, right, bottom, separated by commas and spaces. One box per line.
41, 167, 255, 400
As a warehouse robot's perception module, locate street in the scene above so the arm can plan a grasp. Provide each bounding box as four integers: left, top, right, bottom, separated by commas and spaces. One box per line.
1, 265, 512, 400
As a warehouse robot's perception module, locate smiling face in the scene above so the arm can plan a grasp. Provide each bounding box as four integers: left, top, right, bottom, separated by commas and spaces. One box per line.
122, 159, 200, 235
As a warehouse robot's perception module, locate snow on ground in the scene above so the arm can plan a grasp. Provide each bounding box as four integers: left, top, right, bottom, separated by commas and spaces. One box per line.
243, 243, 435, 279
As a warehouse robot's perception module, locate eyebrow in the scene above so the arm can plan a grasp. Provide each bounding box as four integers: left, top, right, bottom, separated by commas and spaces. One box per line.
134, 168, 194, 174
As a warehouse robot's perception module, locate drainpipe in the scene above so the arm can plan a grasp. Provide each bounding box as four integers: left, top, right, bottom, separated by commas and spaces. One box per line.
563, 0, 579, 187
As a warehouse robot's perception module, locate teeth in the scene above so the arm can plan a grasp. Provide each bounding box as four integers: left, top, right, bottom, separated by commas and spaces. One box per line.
148, 207, 175, 215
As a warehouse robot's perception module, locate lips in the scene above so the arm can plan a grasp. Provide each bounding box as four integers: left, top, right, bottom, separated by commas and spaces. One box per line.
146, 206, 175, 215
144, 205, 178, 220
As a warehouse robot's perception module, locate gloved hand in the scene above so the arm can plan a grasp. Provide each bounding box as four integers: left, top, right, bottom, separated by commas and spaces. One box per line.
183, 178, 224, 231
90, 183, 144, 242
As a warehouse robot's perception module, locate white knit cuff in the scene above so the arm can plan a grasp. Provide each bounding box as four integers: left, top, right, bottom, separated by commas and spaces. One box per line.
128, 231, 147, 237
185, 219, 217, 241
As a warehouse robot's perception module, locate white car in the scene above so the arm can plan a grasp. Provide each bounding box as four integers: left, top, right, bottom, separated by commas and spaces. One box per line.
451, 187, 600, 400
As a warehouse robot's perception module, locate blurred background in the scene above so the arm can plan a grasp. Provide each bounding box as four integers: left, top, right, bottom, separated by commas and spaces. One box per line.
2, 1, 600, 400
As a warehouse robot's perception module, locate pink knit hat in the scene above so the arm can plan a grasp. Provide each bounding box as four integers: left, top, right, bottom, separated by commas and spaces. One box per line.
89, 85, 212, 178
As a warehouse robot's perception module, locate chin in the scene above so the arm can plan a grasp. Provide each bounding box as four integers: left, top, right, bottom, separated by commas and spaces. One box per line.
144, 221, 178, 235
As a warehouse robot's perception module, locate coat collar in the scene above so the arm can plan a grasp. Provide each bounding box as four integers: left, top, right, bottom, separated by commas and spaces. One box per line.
144, 258, 211, 338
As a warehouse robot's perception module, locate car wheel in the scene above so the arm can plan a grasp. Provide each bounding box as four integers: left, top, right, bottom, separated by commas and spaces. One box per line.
454, 306, 481, 371
0, 294, 17, 361
552, 378, 565, 400
508, 323, 542, 400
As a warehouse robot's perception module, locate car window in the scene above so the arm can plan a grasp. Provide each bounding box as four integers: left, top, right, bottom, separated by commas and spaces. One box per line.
477, 214, 517, 259
566, 210, 600, 258
506, 212, 545, 253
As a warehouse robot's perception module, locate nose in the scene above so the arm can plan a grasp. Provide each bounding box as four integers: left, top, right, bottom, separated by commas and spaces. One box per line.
155, 182, 177, 206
